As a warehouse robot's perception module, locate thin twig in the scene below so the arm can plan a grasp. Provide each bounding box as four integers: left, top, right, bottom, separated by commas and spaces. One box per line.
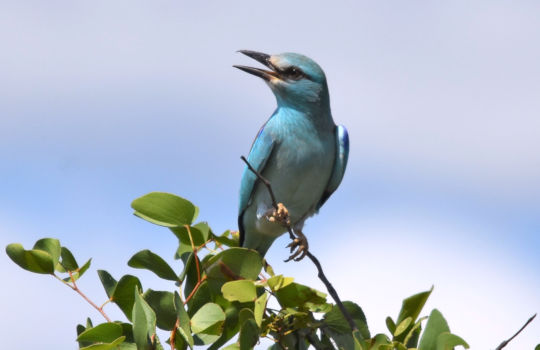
185, 225, 201, 281
184, 276, 208, 305
241, 156, 279, 211
305, 251, 357, 332
54, 274, 112, 322
170, 319, 179, 350
494, 313, 537, 350
240, 155, 358, 333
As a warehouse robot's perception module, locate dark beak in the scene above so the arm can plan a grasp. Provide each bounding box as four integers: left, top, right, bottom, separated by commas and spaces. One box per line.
234, 50, 279, 81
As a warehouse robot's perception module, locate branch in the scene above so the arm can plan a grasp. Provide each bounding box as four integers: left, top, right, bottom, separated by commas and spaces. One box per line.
240, 156, 279, 213
240, 156, 358, 333
54, 273, 112, 322
170, 319, 179, 350
495, 313, 536, 350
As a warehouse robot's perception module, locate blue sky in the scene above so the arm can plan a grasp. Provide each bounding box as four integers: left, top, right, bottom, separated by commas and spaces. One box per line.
1, 1, 539, 348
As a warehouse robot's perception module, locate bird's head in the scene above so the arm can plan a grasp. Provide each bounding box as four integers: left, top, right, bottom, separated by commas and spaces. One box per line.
234, 50, 330, 111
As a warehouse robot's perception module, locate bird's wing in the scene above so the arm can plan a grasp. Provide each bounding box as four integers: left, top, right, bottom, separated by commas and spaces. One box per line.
238, 122, 276, 243
316, 124, 349, 210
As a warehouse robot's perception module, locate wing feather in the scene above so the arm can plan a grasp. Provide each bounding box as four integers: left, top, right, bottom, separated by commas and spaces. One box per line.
238, 123, 275, 245
316, 124, 349, 210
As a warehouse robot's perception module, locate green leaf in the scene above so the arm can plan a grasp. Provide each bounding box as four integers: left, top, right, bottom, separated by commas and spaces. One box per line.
534, 344, 540, 350
191, 303, 226, 334
131, 192, 197, 227
323, 301, 370, 339
386, 316, 396, 334
266, 275, 294, 292
404, 316, 427, 347
394, 286, 433, 342
117, 343, 137, 350
173, 291, 194, 349
183, 254, 203, 301
132, 289, 157, 350
253, 292, 268, 327
206, 300, 242, 350
394, 316, 412, 337
436, 332, 469, 350
221, 344, 240, 350
263, 260, 275, 276
112, 275, 142, 321
418, 309, 450, 350
193, 222, 211, 241
97, 270, 118, 298
142, 289, 176, 331
178, 252, 195, 284
65, 258, 92, 282
75, 258, 92, 280
80, 336, 126, 350
117, 322, 136, 344
238, 308, 255, 327
186, 281, 211, 316
393, 342, 407, 350
204, 248, 263, 295
275, 282, 327, 311
77, 322, 123, 343
221, 280, 257, 303
128, 249, 178, 281
172, 329, 187, 350
353, 330, 367, 350
396, 287, 433, 325
6, 243, 55, 274
213, 230, 239, 248
60, 246, 78, 271
321, 328, 354, 350
195, 322, 224, 345
369, 334, 392, 349
33, 238, 61, 267
171, 225, 207, 255
239, 319, 259, 350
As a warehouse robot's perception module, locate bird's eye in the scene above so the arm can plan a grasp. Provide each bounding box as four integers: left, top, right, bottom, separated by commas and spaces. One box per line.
284, 67, 303, 80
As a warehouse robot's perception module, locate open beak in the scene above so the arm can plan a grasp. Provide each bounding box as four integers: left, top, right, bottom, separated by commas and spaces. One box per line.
234, 50, 280, 81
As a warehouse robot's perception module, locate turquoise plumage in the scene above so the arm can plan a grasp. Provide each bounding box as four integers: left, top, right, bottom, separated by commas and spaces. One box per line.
235, 50, 349, 257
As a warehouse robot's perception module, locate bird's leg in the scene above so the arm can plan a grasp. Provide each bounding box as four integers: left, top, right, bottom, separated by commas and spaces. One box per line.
263, 203, 309, 261
285, 228, 309, 262
265, 202, 291, 226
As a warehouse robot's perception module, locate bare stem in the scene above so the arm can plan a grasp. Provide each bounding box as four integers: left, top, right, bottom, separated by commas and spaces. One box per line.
241, 156, 279, 211
495, 313, 537, 350
54, 273, 112, 322
184, 276, 208, 305
100, 298, 112, 309
240, 155, 358, 333
170, 319, 179, 350
185, 225, 201, 282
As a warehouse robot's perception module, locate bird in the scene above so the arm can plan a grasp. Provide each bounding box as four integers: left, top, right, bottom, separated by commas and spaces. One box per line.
235, 50, 349, 260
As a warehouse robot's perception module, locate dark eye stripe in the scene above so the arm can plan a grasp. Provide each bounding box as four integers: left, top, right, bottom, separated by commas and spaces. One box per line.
282, 66, 313, 81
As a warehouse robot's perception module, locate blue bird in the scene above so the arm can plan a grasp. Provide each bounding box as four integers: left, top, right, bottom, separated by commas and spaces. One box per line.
235, 50, 349, 260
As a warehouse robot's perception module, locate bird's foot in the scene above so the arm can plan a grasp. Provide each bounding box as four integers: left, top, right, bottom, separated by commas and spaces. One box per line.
265, 203, 291, 226
285, 229, 309, 262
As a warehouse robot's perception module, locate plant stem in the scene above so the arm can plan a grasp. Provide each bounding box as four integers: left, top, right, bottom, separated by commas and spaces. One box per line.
495, 313, 536, 350
240, 155, 359, 333
54, 274, 111, 322
170, 319, 179, 350
184, 276, 208, 305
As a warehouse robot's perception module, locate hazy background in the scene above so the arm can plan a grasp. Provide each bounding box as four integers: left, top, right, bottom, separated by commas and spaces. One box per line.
1, 1, 539, 348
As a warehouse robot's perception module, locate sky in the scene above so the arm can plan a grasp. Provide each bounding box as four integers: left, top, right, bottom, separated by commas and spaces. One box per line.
1, 0, 539, 348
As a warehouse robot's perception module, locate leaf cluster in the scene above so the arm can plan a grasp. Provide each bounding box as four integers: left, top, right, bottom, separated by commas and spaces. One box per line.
6, 192, 477, 349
